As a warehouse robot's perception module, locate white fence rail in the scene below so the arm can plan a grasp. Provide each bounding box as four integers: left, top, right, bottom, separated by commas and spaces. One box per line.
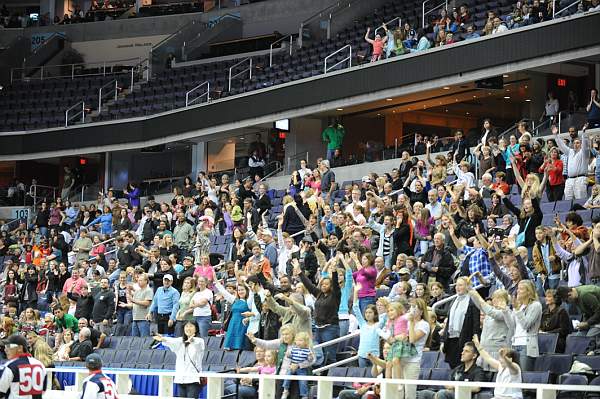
46, 367, 600, 399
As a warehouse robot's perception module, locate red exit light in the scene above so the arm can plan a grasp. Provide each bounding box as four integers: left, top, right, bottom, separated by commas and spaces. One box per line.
79, 158, 87, 165
278, 132, 286, 139
557, 78, 567, 87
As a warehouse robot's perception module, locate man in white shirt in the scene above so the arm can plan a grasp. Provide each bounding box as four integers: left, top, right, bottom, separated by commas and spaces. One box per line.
553, 124, 589, 200
425, 189, 443, 220
344, 188, 365, 214
298, 159, 312, 183
492, 17, 508, 34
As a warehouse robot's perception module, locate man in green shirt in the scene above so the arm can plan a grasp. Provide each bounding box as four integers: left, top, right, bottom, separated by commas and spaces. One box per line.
54, 307, 79, 333
322, 123, 345, 162
558, 285, 600, 337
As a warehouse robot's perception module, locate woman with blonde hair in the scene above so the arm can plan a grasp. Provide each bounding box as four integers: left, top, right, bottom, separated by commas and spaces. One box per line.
468, 287, 514, 371
175, 276, 197, 337
54, 328, 75, 361
26, 331, 54, 368
510, 155, 548, 200
511, 279, 542, 371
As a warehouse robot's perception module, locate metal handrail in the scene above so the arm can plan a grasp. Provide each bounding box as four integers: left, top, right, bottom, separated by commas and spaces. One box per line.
299, 0, 361, 45
28, 184, 57, 206
130, 58, 150, 91
98, 79, 118, 114
228, 57, 252, 91
259, 161, 284, 182
11, 56, 141, 82
65, 100, 86, 127
422, 0, 448, 28
553, 0, 581, 18
269, 35, 294, 67
185, 81, 210, 107
375, 16, 402, 36
431, 284, 484, 313
324, 44, 352, 74
92, 236, 117, 249
286, 151, 309, 174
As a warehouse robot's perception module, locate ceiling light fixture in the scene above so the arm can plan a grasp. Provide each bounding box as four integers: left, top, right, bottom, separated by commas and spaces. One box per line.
336, 108, 343, 111
503, 74, 509, 78
386, 98, 393, 101
525, 99, 532, 102
503, 96, 511, 99
443, 86, 450, 90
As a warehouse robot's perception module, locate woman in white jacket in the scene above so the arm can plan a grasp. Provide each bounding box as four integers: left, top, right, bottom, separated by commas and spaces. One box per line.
154, 322, 206, 398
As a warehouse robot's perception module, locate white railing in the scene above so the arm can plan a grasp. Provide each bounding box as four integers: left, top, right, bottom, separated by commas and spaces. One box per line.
422, 0, 448, 28
286, 150, 309, 174
185, 81, 210, 107
10, 57, 141, 82
375, 16, 402, 36
553, 0, 581, 18
28, 184, 57, 205
324, 44, 352, 74
130, 58, 150, 92
269, 35, 294, 67
65, 100, 86, 127
98, 80, 118, 114
228, 57, 252, 92
312, 330, 361, 374
45, 367, 600, 399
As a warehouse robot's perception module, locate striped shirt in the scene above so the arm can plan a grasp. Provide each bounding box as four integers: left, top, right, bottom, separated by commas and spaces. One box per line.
289, 346, 312, 364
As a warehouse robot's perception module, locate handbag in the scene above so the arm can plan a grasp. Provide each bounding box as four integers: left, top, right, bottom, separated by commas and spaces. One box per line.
515, 217, 531, 247
185, 344, 207, 386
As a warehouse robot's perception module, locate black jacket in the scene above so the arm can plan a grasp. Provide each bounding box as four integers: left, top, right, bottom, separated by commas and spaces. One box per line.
116, 244, 142, 270
68, 291, 94, 321
299, 270, 340, 326
442, 299, 481, 369
91, 288, 115, 323
19, 273, 38, 303
421, 246, 456, 289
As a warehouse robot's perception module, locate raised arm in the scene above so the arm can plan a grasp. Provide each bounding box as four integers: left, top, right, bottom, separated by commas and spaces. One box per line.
509, 156, 526, 190
213, 281, 236, 304
365, 27, 374, 43
552, 126, 571, 155
473, 334, 500, 371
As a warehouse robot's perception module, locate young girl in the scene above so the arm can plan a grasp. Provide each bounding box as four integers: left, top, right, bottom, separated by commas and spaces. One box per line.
352, 283, 380, 367
473, 336, 523, 399
281, 331, 315, 399
237, 350, 277, 375
413, 207, 434, 256
379, 301, 416, 380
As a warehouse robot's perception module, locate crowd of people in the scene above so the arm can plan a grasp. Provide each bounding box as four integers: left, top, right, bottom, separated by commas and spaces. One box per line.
1, 115, 600, 398
362, 1, 599, 61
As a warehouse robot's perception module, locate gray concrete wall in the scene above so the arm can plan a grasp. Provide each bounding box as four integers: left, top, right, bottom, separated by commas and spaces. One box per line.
286, 117, 327, 170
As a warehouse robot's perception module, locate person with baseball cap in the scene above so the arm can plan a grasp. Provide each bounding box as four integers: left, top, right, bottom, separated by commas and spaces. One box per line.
80, 353, 118, 399
0, 334, 47, 399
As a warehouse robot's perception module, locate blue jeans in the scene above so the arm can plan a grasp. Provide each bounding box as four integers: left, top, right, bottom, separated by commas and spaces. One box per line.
326, 148, 336, 161
195, 315, 212, 338
283, 367, 309, 396
513, 345, 535, 372
131, 320, 150, 337
39, 227, 48, 238
314, 324, 339, 366
358, 357, 372, 368
117, 308, 132, 325
358, 296, 376, 317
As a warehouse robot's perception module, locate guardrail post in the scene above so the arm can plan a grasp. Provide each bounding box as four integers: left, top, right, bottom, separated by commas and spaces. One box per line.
82, 102, 85, 124
380, 380, 398, 399
115, 374, 129, 394
10, 69, 13, 84
157, 375, 173, 397
317, 380, 333, 399
75, 370, 86, 390
98, 88, 103, 113
537, 387, 557, 399
249, 58, 253, 79
257, 376, 276, 399
41, 65, 44, 80
455, 385, 472, 399
206, 376, 224, 399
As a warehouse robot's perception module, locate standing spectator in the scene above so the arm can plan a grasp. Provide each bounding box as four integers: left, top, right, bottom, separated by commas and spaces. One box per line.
322, 122, 345, 162
72, 228, 93, 264
123, 182, 140, 208
129, 273, 153, 337
173, 210, 194, 259
35, 202, 50, 238
295, 258, 340, 366
190, 276, 214, 338
587, 88, 600, 128
91, 277, 115, 336
248, 150, 266, 179
511, 280, 542, 371
540, 91, 560, 122
441, 277, 481, 369
364, 24, 388, 62
552, 124, 589, 200
450, 130, 470, 162
147, 273, 180, 335
540, 289, 571, 353
61, 166, 75, 200
154, 322, 206, 399
213, 280, 253, 350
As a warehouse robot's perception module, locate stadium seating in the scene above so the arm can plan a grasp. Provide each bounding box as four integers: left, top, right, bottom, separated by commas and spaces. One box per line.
0, 0, 572, 131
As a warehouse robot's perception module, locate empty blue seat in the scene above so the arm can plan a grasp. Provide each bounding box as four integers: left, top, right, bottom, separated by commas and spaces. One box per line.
574, 355, 600, 371
429, 368, 451, 381
421, 351, 439, 369
535, 354, 573, 377
221, 350, 239, 366
538, 333, 558, 354
555, 200, 571, 213
523, 371, 550, 384
238, 351, 256, 367
565, 335, 593, 355
206, 350, 224, 365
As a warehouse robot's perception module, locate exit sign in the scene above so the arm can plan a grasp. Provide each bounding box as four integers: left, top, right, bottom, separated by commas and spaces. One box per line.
557, 78, 567, 87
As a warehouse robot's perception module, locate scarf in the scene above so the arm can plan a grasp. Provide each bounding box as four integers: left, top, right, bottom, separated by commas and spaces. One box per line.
448, 294, 470, 338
